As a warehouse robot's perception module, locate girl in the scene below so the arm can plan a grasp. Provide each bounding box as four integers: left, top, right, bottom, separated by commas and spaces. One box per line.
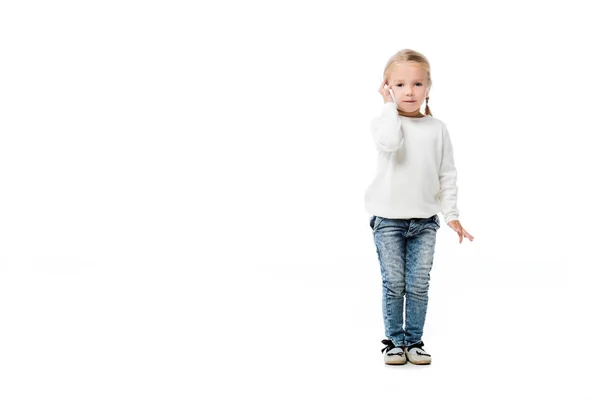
364, 49, 474, 365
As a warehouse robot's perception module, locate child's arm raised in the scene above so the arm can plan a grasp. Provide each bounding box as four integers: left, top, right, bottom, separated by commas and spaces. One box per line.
370, 81, 403, 152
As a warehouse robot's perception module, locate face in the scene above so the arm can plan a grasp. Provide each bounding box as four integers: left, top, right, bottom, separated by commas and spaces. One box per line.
387, 62, 430, 116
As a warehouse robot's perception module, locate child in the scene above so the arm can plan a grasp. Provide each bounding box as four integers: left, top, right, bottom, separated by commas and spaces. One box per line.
364, 49, 474, 365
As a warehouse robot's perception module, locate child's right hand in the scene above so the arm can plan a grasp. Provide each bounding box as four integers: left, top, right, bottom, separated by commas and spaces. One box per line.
379, 80, 394, 104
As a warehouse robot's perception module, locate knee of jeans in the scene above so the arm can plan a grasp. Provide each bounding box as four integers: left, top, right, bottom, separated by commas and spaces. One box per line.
406, 280, 429, 296
383, 281, 405, 297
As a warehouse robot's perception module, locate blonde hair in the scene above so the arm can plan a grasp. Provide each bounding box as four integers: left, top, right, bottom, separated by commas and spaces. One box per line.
383, 49, 433, 117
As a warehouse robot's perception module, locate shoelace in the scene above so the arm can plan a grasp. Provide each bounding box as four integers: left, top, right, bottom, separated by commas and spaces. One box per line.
381, 339, 404, 354
406, 341, 431, 357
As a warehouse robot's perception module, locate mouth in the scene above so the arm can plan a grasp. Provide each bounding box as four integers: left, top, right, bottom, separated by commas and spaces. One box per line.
403, 101, 416, 103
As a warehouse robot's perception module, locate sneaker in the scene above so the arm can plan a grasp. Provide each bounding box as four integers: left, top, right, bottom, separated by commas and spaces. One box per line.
405, 341, 431, 365
381, 339, 407, 365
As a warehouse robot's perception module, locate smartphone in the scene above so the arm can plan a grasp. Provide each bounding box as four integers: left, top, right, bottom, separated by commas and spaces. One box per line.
386, 84, 397, 106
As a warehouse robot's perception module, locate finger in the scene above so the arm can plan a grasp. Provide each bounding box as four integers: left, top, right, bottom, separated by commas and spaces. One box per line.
463, 230, 474, 241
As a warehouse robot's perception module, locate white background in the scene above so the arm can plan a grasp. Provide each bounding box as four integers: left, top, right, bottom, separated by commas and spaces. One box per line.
1, 0, 599, 398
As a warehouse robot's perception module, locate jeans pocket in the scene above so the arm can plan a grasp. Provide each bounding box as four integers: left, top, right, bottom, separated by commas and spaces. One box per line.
371, 216, 385, 231
432, 214, 441, 229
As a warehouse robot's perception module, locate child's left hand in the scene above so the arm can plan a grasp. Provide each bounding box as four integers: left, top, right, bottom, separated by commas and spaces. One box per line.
447, 220, 474, 244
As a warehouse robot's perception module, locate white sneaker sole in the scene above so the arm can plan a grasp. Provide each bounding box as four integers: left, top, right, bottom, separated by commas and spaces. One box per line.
384, 353, 407, 365
406, 356, 431, 365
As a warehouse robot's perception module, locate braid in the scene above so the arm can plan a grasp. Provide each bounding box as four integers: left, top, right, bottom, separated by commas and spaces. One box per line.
424, 97, 433, 116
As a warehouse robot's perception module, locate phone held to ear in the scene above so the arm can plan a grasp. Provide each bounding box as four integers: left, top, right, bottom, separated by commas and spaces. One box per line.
385, 83, 397, 106
389, 88, 397, 106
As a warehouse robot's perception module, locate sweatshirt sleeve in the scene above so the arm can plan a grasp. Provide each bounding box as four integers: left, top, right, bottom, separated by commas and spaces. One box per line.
438, 123, 459, 225
370, 102, 404, 152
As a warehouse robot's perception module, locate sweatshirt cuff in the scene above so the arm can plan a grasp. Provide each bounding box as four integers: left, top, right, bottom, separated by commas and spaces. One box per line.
444, 213, 459, 225
382, 101, 398, 116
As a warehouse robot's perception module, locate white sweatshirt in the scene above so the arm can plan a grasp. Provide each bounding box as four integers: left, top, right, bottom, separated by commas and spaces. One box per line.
364, 101, 459, 225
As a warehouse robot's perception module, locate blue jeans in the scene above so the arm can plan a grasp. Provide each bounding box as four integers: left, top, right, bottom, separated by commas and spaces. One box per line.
369, 214, 441, 348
